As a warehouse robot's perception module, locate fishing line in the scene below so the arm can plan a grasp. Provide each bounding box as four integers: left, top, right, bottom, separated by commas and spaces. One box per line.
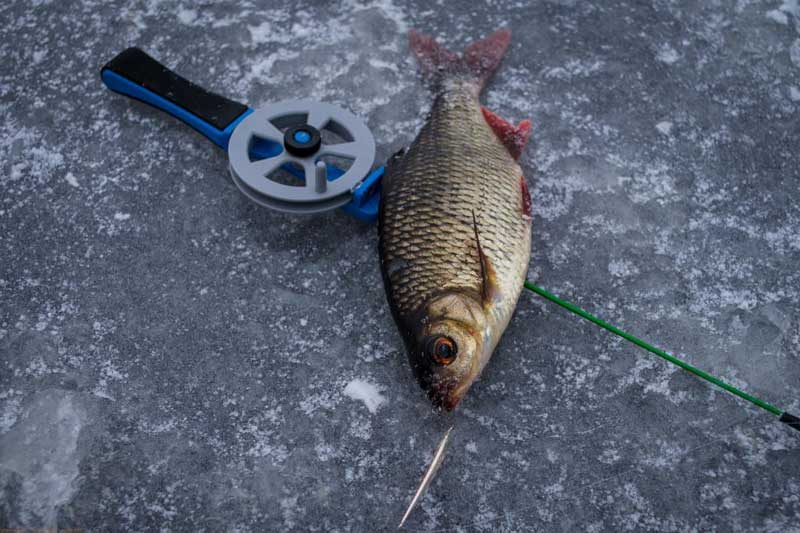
523, 281, 800, 433
434, 413, 755, 533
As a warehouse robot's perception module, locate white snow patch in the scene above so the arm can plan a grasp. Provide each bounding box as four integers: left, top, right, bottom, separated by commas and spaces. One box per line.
315, 442, 336, 461
608, 258, 639, 278
0, 391, 22, 433
248, 21, 273, 44
789, 86, 800, 101
766, 9, 789, 24
778, 0, 800, 23
299, 389, 338, 415
114, 212, 131, 221
599, 447, 621, 464
543, 59, 604, 79
618, 162, 677, 205
656, 44, 680, 64
343, 379, 385, 413
655, 121, 673, 135
791, 39, 800, 68
280, 495, 300, 529
65, 172, 79, 187
245, 431, 289, 462
544, 482, 564, 496
176, 8, 197, 25
349, 415, 373, 439
368, 57, 399, 73
244, 49, 300, 86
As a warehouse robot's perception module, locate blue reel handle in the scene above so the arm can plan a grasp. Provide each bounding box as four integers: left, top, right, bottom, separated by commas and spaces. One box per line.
100, 48, 252, 149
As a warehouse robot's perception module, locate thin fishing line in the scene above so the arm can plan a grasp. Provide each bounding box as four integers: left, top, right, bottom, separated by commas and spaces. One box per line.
523, 281, 799, 432
415, 413, 754, 533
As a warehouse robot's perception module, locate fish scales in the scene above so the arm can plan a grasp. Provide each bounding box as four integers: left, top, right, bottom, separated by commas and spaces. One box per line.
381, 85, 529, 317
379, 28, 532, 410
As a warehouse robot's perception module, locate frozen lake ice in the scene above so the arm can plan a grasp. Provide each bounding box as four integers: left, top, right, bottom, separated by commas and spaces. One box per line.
1, 0, 799, 530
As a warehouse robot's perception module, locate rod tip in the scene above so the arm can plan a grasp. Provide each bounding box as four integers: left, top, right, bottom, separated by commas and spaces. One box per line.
780, 412, 800, 432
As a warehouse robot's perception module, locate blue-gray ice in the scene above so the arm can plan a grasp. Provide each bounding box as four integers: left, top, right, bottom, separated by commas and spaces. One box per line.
1, 0, 799, 531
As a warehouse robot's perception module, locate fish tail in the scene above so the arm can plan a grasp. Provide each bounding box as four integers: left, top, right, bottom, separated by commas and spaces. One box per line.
408, 28, 512, 91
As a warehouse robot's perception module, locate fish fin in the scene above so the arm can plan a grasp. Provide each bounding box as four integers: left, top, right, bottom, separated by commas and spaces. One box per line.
388, 147, 406, 165
408, 28, 512, 90
463, 29, 513, 88
481, 106, 531, 160
381, 147, 407, 191
408, 30, 461, 82
471, 210, 497, 306
520, 176, 532, 218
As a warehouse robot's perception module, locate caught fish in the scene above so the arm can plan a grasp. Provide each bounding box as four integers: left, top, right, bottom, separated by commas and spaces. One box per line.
379, 28, 532, 410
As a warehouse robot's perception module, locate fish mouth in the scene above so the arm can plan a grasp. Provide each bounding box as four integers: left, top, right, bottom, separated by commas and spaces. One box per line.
427, 387, 463, 411
426, 378, 471, 411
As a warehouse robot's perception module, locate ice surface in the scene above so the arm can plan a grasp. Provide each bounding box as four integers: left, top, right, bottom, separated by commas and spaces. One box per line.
0, 0, 799, 531
0, 391, 87, 526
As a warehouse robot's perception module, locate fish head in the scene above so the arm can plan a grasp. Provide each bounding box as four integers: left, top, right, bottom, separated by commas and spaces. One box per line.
407, 292, 489, 411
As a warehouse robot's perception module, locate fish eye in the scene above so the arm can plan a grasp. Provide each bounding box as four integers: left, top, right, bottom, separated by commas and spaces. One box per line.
426, 335, 458, 365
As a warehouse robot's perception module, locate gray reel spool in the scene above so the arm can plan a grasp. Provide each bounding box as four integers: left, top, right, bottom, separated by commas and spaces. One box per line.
228, 100, 376, 214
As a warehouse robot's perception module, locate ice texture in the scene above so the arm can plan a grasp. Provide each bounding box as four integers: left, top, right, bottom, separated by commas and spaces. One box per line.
0, 0, 799, 531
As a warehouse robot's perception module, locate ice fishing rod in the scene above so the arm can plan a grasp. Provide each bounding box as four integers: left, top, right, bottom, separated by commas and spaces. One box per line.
523, 281, 800, 433
100, 48, 384, 220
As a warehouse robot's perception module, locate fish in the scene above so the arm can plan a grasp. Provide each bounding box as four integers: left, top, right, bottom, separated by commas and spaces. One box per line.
378, 28, 532, 411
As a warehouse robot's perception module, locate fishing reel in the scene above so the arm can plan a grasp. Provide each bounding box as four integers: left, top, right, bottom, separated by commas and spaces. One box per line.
101, 48, 384, 221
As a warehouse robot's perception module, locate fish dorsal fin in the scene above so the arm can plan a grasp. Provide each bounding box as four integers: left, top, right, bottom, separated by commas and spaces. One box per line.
481, 106, 531, 160
471, 210, 497, 306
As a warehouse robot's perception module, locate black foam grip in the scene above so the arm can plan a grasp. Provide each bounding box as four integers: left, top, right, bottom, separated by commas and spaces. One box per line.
780, 412, 800, 432
101, 47, 247, 131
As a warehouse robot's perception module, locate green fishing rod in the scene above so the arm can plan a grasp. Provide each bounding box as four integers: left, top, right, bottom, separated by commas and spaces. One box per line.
523, 281, 800, 433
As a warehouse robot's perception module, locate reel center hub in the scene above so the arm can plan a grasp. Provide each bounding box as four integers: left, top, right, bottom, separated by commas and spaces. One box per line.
284, 124, 321, 157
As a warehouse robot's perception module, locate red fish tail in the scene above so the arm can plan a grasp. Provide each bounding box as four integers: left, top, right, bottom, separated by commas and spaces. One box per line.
408, 28, 512, 91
